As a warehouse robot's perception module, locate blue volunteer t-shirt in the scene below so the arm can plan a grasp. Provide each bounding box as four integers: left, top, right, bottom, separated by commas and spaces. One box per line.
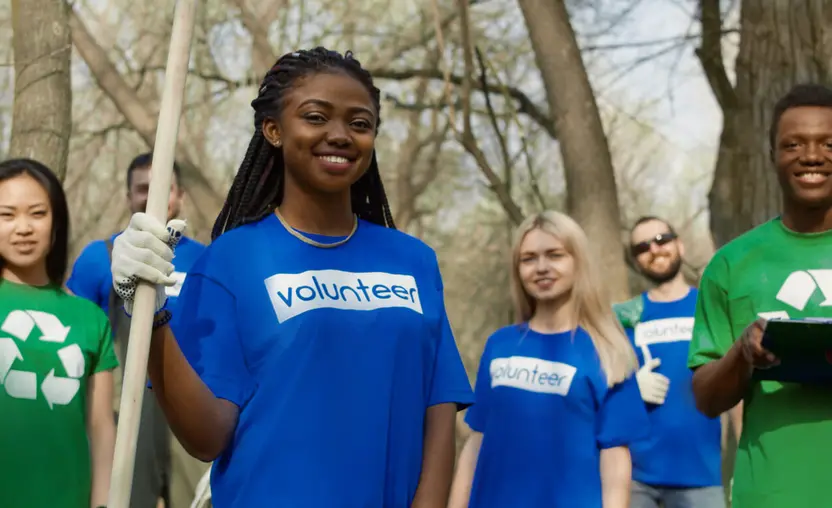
170, 213, 474, 507
625, 288, 722, 487
464, 324, 648, 508
67, 232, 205, 316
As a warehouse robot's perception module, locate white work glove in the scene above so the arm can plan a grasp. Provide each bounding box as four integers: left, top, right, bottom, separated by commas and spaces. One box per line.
636, 357, 670, 405
111, 212, 187, 316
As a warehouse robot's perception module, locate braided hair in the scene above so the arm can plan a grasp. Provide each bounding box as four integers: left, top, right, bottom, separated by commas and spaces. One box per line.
212, 47, 396, 241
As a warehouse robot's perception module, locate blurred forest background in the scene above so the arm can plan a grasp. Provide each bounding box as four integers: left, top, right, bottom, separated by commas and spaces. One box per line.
6, 0, 832, 448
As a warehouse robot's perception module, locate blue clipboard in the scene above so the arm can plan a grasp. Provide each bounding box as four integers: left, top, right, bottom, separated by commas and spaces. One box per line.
753, 318, 832, 384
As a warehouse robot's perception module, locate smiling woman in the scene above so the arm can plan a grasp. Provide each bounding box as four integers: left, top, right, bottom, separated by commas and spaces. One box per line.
0, 158, 118, 508
108, 47, 474, 507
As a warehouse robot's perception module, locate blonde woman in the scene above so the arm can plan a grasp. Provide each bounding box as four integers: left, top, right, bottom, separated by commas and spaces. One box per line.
448, 211, 648, 508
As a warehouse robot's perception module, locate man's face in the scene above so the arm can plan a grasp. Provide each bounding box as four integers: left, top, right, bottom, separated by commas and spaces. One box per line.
630, 219, 683, 284
774, 106, 832, 210
127, 166, 184, 220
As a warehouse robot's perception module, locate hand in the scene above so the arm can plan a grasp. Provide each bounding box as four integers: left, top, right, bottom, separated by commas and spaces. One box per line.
738, 317, 779, 369
111, 213, 187, 316
636, 358, 670, 405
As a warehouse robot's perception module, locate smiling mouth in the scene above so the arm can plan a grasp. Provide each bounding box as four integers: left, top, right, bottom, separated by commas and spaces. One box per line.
317, 155, 353, 164
794, 170, 831, 184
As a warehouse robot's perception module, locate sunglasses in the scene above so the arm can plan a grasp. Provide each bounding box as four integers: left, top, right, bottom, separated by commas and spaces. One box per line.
630, 232, 677, 256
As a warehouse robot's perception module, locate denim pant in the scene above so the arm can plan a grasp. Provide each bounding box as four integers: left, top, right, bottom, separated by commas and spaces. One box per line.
631, 480, 726, 508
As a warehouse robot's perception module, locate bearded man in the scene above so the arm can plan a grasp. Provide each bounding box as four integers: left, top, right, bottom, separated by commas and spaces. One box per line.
613, 217, 729, 508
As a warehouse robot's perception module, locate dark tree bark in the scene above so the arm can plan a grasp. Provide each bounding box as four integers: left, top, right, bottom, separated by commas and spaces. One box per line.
9, 0, 72, 180
697, 0, 832, 248
517, 0, 630, 301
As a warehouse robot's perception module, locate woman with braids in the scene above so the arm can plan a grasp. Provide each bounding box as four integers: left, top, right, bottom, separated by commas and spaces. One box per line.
108, 47, 474, 507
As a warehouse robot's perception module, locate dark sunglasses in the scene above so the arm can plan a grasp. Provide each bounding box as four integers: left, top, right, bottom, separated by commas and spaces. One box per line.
630, 232, 677, 256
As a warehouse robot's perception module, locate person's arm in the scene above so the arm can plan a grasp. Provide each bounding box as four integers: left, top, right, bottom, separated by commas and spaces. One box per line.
595, 371, 648, 508
410, 255, 477, 507
447, 432, 483, 508
109, 214, 256, 461
87, 370, 116, 508
688, 259, 771, 418
600, 446, 631, 508
411, 403, 458, 508
148, 323, 240, 461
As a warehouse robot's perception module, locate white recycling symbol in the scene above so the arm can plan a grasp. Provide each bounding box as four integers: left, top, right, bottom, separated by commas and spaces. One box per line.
758, 269, 832, 320
0, 309, 83, 409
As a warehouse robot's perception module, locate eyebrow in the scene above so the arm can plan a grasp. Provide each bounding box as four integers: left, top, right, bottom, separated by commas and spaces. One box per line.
0, 203, 48, 210
298, 98, 375, 117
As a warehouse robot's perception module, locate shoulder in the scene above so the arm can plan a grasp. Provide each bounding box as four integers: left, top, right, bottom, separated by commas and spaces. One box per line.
361, 221, 439, 260
57, 289, 110, 326
612, 294, 644, 328
74, 237, 112, 263
484, 323, 526, 348
704, 219, 779, 276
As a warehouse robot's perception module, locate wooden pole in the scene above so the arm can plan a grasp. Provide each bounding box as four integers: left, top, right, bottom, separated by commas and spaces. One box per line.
107, 0, 198, 505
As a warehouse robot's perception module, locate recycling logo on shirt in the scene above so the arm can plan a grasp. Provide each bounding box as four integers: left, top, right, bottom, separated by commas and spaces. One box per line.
0, 310, 83, 409
757, 270, 832, 320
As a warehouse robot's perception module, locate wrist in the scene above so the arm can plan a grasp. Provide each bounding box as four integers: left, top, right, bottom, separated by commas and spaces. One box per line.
152, 308, 173, 330
728, 340, 754, 378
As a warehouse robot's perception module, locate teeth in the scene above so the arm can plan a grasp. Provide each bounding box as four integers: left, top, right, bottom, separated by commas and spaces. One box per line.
319, 155, 349, 164
796, 172, 828, 182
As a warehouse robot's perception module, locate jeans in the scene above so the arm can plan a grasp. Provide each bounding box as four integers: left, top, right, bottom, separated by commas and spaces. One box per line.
631, 480, 726, 508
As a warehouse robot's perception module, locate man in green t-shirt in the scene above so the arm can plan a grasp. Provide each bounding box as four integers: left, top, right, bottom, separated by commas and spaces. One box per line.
688, 83, 832, 508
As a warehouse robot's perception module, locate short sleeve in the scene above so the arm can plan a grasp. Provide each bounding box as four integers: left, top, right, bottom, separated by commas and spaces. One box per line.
426, 255, 475, 410
92, 313, 118, 374
66, 241, 109, 309
688, 256, 734, 370
171, 273, 256, 408
463, 341, 492, 432
595, 374, 649, 449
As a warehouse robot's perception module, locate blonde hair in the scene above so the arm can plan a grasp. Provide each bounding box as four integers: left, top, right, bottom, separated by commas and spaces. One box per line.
509, 210, 638, 386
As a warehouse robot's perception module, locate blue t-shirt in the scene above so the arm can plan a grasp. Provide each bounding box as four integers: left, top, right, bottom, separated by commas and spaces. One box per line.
67, 232, 206, 316
625, 289, 722, 487
170, 213, 474, 507
464, 324, 648, 508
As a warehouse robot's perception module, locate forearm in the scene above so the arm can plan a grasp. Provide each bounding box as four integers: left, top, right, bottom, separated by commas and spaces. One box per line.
447, 432, 482, 508
411, 403, 457, 508
692, 341, 752, 418
88, 421, 115, 507
600, 447, 631, 508
148, 325, 238, 461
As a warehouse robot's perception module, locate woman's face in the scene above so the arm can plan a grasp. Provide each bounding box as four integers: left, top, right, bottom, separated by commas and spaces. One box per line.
0, 174, 52, 275
517, 228, 575, 303
262, 71, 377, 195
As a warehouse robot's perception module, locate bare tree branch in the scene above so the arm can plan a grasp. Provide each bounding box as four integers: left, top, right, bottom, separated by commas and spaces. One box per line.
695, 0, 737, 111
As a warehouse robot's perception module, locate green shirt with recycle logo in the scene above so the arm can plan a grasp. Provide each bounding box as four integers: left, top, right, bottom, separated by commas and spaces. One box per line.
0, 280, 118, 508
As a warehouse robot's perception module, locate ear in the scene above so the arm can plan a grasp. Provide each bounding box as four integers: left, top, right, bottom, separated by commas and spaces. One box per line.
262, 117, 282, 148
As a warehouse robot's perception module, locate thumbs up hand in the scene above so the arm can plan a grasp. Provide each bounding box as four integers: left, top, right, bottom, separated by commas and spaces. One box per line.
636, 357, 670, 405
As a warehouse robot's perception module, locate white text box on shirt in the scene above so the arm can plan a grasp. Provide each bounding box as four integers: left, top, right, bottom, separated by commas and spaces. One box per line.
264, 269, 424, 323
634, 317, 694, 347
490, 356, 577, 396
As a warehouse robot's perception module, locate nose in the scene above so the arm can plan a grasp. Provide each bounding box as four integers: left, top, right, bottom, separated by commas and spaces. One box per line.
326, 122, 352, 147
801, 142, 824, 165
14, 216, 34, 235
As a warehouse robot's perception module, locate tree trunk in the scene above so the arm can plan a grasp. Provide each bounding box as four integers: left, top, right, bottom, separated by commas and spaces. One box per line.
699, 0, 832, 248
9, 0, 72, 180
516, 0, 629, 301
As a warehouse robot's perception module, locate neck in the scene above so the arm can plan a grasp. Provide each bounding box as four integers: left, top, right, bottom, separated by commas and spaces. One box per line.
647, 272, 690, 302
2, 265, 50, 287
277, 186, 354, 236
781, 201, 832, 233
528, 295, 575, 334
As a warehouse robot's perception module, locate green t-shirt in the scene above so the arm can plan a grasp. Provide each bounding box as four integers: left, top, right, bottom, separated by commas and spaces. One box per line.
688, 217, 832, 508
0, 280, 118, 508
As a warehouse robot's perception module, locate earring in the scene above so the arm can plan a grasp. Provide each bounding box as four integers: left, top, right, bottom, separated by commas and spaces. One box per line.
274, 140, 282, 148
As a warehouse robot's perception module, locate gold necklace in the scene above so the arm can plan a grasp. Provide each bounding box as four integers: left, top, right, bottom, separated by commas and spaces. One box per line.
274, 208, 358, 249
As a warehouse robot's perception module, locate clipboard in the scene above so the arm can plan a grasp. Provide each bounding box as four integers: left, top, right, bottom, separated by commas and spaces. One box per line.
753, 318, 832, 383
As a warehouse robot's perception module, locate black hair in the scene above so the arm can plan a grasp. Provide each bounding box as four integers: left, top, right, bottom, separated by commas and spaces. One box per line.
126, 151, 182, 190
211, 47, 395, 241
629, 215, 677, 238
0, 158, 70, 285
770, 83, 832, 155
